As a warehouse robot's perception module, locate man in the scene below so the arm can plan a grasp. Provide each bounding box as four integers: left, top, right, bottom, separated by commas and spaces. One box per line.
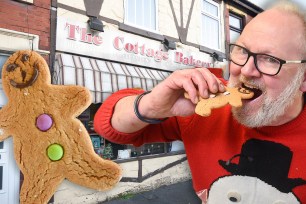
94, 1, 306, 203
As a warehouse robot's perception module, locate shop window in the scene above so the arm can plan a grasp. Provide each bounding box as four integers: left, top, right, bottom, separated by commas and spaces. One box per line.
201, 0, 221, 50
229, 12, 244, 43
103, 142, 172, 160
125, 0, 157, 31
127, 143, 171, 158
79, 103, 184, 161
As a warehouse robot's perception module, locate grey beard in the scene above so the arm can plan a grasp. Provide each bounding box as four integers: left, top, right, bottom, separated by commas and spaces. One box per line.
230, 70, 304, 128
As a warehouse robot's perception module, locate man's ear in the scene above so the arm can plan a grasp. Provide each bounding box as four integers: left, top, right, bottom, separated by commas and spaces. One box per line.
300, 71, 306, 92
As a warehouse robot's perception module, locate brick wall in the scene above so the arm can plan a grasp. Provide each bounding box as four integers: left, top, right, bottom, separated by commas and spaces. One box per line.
0, 0, 51, 52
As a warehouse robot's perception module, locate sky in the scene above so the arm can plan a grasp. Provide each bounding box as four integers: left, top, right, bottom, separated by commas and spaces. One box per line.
248, 0, 306, 10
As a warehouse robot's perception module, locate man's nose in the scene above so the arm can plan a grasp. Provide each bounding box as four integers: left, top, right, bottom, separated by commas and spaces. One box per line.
240, 56, 261, 77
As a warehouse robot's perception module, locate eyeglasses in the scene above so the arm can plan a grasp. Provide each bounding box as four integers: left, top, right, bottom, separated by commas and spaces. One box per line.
229, 44, 306, 76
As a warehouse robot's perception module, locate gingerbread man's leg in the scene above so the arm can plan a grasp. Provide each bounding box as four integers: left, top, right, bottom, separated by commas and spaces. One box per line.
228, 97, 242, 107
65, 153, 122, 191
19, 171, 64, 204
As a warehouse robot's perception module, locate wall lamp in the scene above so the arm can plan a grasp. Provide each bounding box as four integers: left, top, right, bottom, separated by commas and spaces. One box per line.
162, 38, 176, 50
211, 52, 223, 62
84, 0, 104, 32
88, 16, 104, 32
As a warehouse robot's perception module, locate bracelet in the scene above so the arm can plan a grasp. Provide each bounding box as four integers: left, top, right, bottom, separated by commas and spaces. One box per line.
134, 91, 168, 124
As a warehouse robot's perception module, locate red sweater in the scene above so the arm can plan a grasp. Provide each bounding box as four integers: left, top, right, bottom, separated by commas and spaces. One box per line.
94, 89, 306, 203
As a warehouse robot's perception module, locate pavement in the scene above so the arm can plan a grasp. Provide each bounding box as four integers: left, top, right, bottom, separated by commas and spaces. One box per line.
100, 180, 202, 204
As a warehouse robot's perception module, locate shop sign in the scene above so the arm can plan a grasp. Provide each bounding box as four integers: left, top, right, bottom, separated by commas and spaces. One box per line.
113, 36, 169, 62
65, 22, 103, 46
175, 52, 212, 68
56, 18, 213, 71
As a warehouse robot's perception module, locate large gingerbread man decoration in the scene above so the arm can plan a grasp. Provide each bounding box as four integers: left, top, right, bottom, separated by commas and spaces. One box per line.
0, 50, 122, 204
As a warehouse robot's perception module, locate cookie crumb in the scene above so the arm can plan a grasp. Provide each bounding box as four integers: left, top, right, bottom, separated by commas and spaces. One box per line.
24, 89, 29, 96
223, 91, 230, 96
0, 129, 3, 136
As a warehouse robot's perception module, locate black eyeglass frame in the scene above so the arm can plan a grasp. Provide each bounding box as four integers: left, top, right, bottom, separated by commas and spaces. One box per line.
229, 43, 306, 76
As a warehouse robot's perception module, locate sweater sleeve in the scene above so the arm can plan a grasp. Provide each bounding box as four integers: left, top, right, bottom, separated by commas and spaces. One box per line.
93, 89, 182, 146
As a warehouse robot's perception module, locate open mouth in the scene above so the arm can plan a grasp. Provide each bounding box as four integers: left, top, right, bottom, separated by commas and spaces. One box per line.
10, 67, 38, 89
241, 83, 263, 100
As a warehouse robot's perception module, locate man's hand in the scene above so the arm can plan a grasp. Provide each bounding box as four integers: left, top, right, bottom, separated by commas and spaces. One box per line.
138, 68, 225, 118
111, 68, 225, 133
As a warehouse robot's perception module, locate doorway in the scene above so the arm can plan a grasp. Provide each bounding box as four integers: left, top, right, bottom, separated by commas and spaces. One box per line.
0, 53, 20, 204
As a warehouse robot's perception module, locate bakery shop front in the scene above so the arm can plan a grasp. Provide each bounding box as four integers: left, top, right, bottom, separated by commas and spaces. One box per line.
54, 17, 221, 156
53, 16, 225, 202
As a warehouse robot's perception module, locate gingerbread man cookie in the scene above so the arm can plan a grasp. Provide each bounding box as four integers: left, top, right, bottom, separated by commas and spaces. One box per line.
185, 87, 254, 116
0, 50, 122, 204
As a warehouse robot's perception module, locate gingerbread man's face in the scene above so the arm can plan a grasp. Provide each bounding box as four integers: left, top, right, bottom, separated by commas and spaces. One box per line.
237, 87, 254, 99
2, 50, 50, 95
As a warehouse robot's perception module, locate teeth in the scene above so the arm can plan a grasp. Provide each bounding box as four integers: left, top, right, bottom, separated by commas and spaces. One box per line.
243, 83, 258, 90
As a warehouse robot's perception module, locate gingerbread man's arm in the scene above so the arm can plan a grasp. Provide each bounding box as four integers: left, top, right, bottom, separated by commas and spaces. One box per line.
51, 85, 91, 118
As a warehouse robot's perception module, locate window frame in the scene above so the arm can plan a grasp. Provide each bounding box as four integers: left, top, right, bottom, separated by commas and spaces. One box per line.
124, 0, 159, 33
201, 0, 222, 51
229, 12, 244, 33
229, 12, 245, 43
